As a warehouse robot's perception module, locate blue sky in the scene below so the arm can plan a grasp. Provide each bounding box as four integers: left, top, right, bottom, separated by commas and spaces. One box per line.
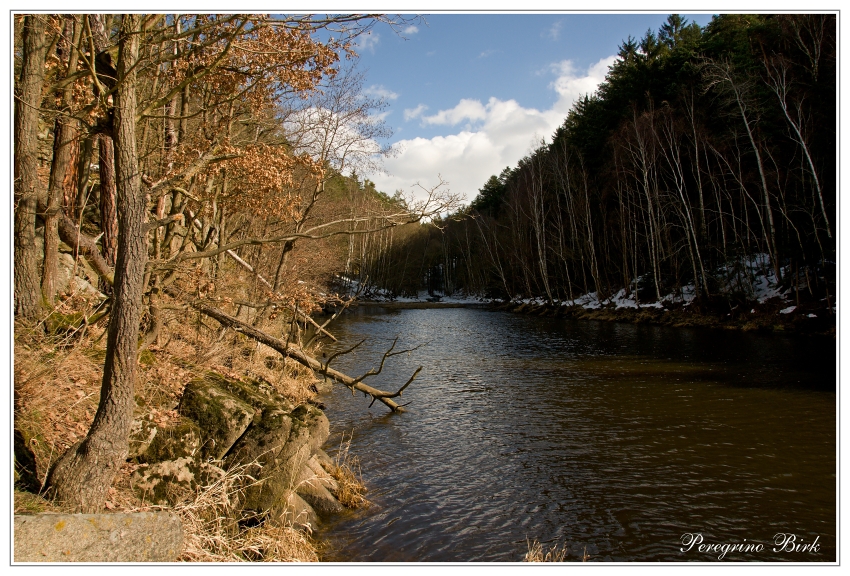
344, 13, 716, 202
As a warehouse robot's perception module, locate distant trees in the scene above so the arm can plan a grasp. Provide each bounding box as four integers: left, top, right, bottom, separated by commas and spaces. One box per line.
363, 14, 835, 307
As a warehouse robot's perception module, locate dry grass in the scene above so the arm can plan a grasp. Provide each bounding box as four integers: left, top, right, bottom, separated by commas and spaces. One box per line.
524, 538, 571, 562
326, 432, 368, 509
14, 318, 108, 490
168, 462, 317, 562
14, 289, 335, 561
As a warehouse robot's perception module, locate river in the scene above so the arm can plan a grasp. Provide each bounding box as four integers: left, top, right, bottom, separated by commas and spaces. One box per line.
314, 306, 836, 562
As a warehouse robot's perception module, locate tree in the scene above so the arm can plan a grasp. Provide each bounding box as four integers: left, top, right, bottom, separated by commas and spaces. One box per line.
14, 15, 49, 320
40, 13, 435, 511
47, 14, 145, 511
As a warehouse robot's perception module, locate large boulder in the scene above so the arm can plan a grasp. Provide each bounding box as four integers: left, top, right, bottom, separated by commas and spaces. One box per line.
178, 377, 255, 460
161, 372, 343, 531
293, 459, 344, 516
127, 415, 158, 460
136, 418, 203, 464
131, 458, 224, 506
14, 511, 183, 562
237, 404, 332, 519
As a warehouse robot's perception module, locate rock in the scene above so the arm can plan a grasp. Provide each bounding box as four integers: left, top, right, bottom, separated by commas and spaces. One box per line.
204, 372, 294, 414
33, 230, 105, 299
289, 404, 330, 453
13, 511, 183, 562
70, 275, 105, 299
127, 416, 158, 460
137, 418, 203, 464
131, 458, 224, 506
312, 448, 336, 473
305, 455, 339, 493
293, 462, 344, 516
313, 376, 334, 395
269, 490, 318, 533
238, 404, 329, 517
168, 371, 344, 531
178, 377, 255, 460
225, 407, 292, 470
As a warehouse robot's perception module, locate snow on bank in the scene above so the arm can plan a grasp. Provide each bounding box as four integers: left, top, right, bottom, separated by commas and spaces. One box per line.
336, 254, 825, 317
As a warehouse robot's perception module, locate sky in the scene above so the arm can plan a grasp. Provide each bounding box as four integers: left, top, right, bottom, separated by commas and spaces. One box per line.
347, 13, 717, 203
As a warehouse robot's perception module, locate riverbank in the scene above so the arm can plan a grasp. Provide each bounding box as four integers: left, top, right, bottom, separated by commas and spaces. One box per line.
14, 302, 366, 562
493, 298, 835, 336
353, 296, 834, 336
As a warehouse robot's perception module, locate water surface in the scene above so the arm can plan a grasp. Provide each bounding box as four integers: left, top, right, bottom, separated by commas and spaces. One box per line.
315, 307, 835, 562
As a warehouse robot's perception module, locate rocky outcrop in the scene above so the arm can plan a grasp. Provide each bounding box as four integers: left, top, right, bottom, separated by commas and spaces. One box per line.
14, 511, 182, 562
130, 372, 346, 532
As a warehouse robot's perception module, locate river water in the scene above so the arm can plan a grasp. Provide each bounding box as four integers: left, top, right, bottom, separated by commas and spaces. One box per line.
314, 306, 836, 562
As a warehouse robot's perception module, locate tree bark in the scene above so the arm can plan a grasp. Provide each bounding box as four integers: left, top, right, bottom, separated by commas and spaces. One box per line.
89, 15, 118, 285
98, 134, 118, 267
14, 15, 49, 320
47, 15, 144, 512
43, 15, 82, 306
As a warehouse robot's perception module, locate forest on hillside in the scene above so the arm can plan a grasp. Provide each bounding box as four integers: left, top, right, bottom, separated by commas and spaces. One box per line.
359, 15, 836, 311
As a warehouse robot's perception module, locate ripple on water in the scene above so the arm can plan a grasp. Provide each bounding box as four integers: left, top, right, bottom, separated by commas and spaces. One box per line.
316, 308, 835, 562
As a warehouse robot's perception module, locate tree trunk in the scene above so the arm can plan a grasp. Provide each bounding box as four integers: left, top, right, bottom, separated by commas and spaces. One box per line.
42, 15, 82, 306
89, 15, 119, 287
47, 15, 144, 512
98, 134, 118, 268
14, 15, 49, 321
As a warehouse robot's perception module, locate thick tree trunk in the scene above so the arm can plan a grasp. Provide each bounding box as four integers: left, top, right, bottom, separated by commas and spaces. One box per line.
47, 15, 144, 512
14, 15, 49, 320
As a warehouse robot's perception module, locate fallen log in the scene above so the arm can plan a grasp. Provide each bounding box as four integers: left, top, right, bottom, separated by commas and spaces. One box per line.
185, 297, 418, 413
187, 215, 337, 342
58, 214, 114, 286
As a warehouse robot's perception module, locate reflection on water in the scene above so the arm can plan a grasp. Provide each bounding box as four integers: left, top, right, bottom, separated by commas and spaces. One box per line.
315, 307, 836, 562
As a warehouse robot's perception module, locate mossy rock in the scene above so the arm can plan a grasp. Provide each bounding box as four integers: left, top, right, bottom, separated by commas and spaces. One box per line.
138, 349, 156, 366
44, 310, 87, 335
131, 458, 224, 506
136, 418, 203, 464
239, 405, 329, 515
178, 377, 255, 460
201, 372, 294, 414
225, 408, 292, 471
127, 415, 159, 460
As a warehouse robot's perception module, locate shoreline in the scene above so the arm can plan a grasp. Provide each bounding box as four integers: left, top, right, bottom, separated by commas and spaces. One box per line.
351, 298, 835, 337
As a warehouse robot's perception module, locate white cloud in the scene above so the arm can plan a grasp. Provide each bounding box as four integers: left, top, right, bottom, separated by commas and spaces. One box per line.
356, 32, 380, 54
364, 84, 399, 100
402, 25, 419, 35
550, 56, 616, 108
371, 56, 616, 203
403, 104, 429, 121
546, 20, 563, 40
422, 99, 487, 126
